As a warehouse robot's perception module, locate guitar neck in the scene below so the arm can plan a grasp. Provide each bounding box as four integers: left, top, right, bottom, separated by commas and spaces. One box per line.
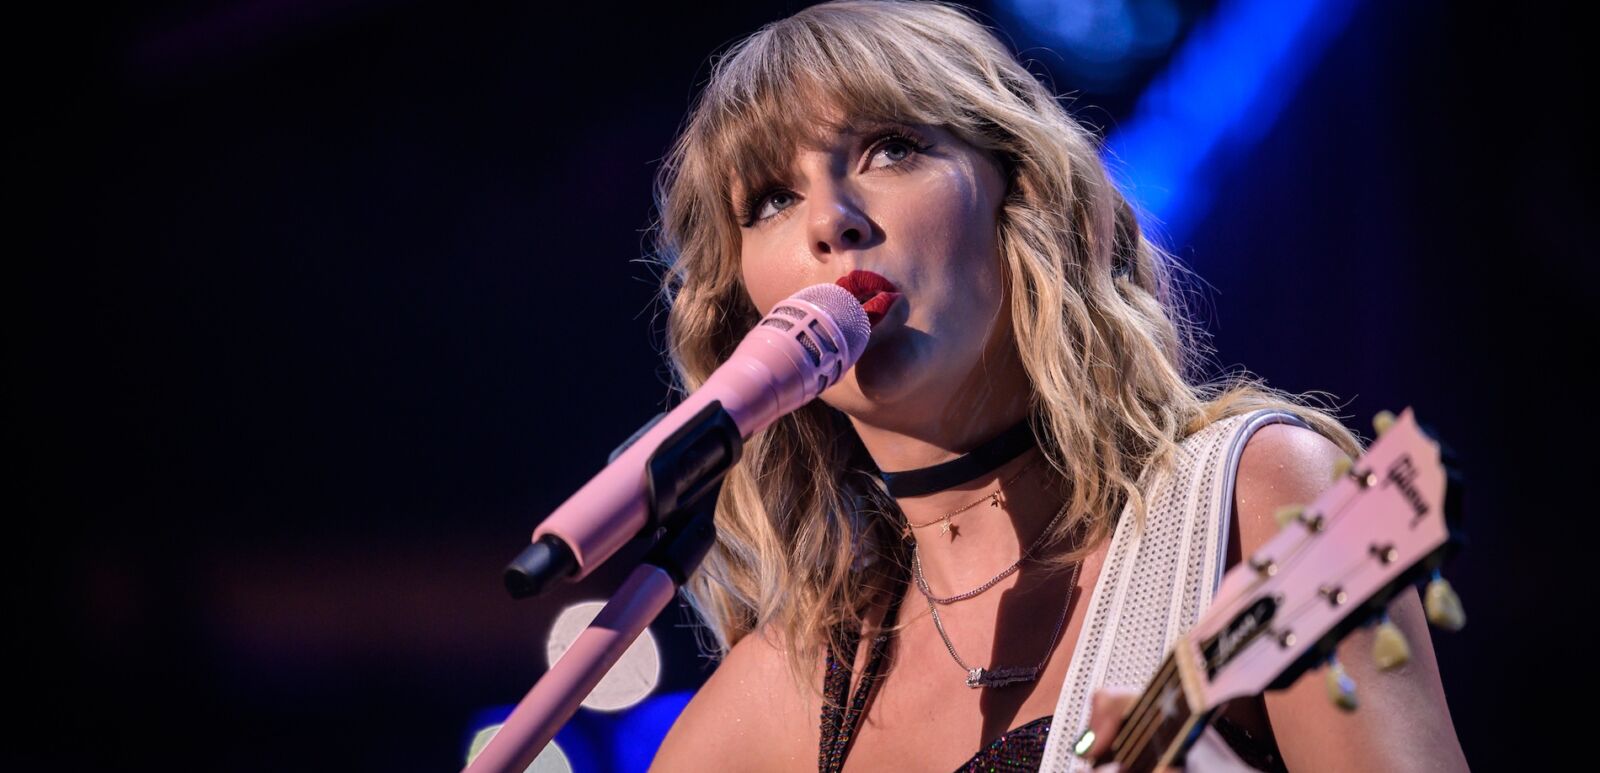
1097, 645, 1216, 772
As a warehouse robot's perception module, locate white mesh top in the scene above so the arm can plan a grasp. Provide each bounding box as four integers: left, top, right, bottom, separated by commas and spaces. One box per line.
1038, 408, 1310, 772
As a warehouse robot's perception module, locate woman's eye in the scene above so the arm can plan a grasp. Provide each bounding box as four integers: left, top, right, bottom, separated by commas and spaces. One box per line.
756, 190, 797, 220
867, 136, 922, 170
742, 132, 926, 227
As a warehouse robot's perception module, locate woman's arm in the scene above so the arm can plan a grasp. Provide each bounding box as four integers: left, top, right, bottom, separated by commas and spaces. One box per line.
650, 625, 814, 772
1233, 423, 1469, 772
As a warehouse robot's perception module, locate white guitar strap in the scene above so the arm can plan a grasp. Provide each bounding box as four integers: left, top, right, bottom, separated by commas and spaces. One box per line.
1038, 409, 1309, 772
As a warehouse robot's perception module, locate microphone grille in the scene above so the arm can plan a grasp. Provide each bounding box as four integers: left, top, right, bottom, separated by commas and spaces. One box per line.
794, 283, 871, 359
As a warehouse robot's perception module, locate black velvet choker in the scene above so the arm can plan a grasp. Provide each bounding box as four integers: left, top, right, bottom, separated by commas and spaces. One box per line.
877, 417, 1038, 498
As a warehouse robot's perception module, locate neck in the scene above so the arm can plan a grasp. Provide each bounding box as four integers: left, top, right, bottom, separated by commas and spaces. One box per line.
850, 415, 1067, 597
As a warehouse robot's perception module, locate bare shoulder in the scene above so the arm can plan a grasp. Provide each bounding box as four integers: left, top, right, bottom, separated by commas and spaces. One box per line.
650, 625, 816, 772
1233, 422, 1347, 531
1232, 421, 1468, 771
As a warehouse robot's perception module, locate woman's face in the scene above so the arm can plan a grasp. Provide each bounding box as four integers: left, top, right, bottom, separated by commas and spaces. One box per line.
733, 113, 1018, 430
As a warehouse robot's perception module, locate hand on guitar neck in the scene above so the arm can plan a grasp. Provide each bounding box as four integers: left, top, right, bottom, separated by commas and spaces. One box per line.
1083, 687, 1262, 772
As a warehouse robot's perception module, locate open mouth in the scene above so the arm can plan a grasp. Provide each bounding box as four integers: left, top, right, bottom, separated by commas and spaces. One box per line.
836, 270, 902, 326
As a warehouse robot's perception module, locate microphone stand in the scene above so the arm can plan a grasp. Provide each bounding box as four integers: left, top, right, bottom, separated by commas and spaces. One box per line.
464, 401, 738, 773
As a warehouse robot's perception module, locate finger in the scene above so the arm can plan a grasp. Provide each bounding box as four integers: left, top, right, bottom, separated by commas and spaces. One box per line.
1080, 687, 1143, 763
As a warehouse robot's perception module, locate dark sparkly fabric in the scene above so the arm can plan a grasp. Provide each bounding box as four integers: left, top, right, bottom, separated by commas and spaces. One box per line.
817, 580, 904, 772
953, 715, 1052, 772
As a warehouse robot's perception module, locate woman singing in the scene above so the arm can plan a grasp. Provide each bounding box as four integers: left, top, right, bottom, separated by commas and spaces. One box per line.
647, 1, 1467, 770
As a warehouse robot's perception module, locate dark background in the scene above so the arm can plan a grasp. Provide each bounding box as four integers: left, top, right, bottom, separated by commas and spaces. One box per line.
16, 0, 1590, 769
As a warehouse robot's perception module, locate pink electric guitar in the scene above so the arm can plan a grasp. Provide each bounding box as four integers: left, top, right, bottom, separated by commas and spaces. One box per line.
1078, 407, 1467, 771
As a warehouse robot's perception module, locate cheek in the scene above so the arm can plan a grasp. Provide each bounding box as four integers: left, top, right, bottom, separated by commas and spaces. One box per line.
739, 253, 783, 315
740, 241, 817, 314
908, 170, 1004, 310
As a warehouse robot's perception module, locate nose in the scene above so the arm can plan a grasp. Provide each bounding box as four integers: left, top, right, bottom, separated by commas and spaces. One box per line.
806, 181, 873, 259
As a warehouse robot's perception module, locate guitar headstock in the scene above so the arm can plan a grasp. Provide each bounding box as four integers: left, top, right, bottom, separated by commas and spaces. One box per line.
1188, 407, 1466, 709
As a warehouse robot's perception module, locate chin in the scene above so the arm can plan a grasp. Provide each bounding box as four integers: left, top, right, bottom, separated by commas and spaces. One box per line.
821, 364, 933, 425
819, 326, 979, 425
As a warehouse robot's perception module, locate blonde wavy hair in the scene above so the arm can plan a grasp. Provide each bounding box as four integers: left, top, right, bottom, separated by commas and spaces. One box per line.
647, 0, 1362, 695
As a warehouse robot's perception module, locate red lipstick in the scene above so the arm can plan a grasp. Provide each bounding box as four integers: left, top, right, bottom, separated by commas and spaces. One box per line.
836, 270, 902, 327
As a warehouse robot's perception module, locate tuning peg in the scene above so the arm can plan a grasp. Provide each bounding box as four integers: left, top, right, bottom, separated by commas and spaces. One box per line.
1330, 455, 1352, 482
1372, 615, 1411, 670
1373, 410, 1397, 436
1325, 656, 1358, 711
1425, 571, 1467, 631
1271, 504, 1326, 532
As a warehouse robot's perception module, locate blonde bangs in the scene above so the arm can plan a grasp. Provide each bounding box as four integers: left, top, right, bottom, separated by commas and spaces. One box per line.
692, 4, 1003, 225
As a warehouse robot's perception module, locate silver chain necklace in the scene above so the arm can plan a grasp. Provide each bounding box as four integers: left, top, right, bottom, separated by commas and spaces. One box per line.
925, 557, 1082, 689
911, 501, 1072, 604
911, 501, 1082, 689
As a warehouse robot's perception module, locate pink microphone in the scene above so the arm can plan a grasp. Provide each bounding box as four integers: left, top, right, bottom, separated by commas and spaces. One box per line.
505, 282, 872, 596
